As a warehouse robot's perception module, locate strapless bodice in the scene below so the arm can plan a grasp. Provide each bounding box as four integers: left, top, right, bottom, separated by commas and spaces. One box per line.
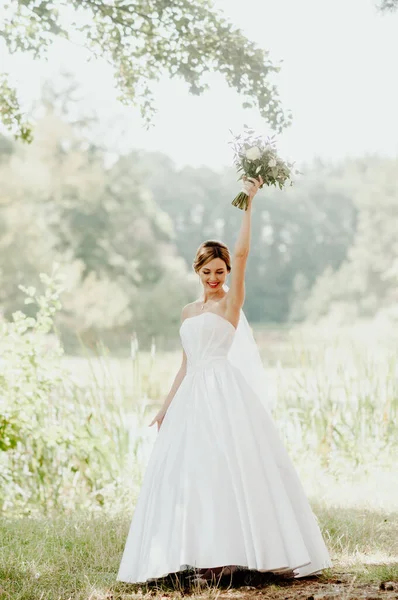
179, 312, 236, 374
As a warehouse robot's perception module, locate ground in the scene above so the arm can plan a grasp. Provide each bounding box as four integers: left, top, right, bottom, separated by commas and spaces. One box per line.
116, 569, 398, 600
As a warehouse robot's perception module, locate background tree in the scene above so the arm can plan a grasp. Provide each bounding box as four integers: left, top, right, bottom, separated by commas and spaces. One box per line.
2, 77, 397, 347
0, 0, 289, 140
378, 0, 398, 10
0, 85, 195, 349
304, 157, 398, 323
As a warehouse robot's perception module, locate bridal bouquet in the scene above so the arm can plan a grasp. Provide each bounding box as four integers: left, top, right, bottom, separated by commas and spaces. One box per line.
230, 127, 296, 210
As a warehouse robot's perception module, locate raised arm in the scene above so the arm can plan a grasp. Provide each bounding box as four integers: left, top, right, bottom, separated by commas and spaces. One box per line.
226, 176, 263, 319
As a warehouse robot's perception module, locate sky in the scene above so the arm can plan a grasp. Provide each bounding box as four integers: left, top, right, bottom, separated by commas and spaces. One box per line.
2, 0, 398, 170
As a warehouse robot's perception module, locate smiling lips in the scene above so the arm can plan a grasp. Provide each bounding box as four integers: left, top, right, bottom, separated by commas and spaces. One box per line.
208, 282, 219, 288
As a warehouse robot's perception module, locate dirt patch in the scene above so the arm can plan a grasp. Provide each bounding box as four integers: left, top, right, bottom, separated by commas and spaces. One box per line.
141, 569, 398, 600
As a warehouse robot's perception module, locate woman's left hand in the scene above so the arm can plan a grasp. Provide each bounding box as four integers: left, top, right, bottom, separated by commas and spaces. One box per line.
243, 175, 263, 206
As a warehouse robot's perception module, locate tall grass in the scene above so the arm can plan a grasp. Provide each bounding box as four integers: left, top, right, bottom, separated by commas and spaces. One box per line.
274, 338, 398, 470
1, 276, 397, 516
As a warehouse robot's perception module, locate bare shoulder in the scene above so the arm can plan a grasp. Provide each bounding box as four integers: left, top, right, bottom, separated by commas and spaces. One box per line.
181, 301, 201, 321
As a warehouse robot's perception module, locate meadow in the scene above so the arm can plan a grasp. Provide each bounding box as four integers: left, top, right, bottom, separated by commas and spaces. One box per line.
1, 302, 398, 599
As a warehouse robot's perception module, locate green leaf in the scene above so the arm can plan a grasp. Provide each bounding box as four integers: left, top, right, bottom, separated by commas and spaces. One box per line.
0, 0, 289, 140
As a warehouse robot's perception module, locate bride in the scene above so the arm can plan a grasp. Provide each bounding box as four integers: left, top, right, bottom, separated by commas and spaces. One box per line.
117, 176, 332, 585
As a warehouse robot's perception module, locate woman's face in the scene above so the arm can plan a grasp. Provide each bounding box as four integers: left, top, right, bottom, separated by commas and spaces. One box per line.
198, 258, 228, 292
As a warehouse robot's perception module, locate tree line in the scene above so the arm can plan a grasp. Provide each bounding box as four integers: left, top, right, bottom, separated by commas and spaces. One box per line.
1, 93, 397, 350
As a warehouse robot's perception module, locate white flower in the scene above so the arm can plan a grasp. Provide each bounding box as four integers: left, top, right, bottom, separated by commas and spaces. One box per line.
268, 158, 277, 168
245, 146, 261, 161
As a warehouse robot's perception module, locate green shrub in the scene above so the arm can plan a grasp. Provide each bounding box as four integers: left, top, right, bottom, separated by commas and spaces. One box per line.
0, 272, 148, 515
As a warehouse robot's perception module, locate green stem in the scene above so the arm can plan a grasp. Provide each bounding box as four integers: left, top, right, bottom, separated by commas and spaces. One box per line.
231, 192, 249, 210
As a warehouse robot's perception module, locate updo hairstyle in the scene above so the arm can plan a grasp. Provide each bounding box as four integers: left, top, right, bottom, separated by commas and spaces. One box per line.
193, 240, 231, 274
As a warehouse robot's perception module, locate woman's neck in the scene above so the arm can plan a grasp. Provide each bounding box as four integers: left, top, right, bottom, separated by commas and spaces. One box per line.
202, 289, 226, 304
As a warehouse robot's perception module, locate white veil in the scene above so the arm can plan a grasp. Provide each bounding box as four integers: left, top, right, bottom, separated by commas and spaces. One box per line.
201, 283, 276, 414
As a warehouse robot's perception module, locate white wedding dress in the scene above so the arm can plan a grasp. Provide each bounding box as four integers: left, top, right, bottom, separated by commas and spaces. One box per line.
117, 311, 332, 583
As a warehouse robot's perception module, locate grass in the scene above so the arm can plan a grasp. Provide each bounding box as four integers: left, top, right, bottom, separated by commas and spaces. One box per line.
1, 499, 397, 600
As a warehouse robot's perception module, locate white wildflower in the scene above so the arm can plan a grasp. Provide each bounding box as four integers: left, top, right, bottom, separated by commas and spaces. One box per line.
245, 146, 261, 161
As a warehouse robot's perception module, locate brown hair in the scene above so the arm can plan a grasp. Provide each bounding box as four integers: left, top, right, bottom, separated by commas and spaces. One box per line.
193, 240, 231, 274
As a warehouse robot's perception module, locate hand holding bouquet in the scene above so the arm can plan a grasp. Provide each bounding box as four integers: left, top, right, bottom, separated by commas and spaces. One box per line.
241, 174, 263, 207
230, 126, 296, 210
